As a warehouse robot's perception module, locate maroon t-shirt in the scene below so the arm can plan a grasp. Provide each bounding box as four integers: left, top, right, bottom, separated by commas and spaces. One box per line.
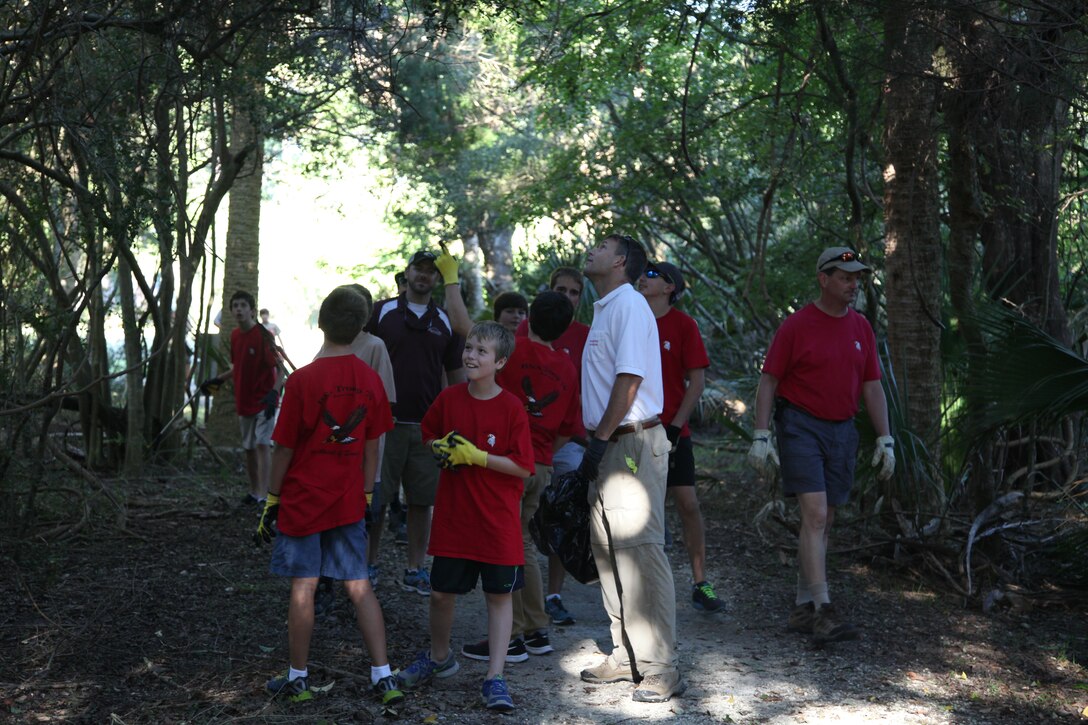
496, 337, 580, 465
230, 324, 279, 416
421, 384, 534, 565
272, 355, 394, 536
367, 296, 463, 423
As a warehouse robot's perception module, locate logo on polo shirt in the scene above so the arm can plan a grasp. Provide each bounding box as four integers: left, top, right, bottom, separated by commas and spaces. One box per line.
487, 433, 496, 447
663, 340, 672, 351
854, 340, 861, 351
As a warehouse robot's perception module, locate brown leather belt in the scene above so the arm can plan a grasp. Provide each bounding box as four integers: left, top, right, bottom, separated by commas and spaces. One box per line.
588, 417, 661, 443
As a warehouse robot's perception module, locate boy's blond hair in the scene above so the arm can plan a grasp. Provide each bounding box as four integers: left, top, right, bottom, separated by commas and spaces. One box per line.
468, 321, 515, 362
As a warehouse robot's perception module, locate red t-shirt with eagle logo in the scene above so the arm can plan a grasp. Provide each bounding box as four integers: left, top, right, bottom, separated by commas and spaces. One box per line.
272, 354, 393, 536
496, 336, 580, 465
421, 383, 534, 565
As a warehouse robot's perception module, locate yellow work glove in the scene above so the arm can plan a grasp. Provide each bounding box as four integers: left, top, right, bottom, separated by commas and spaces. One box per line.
746, 429, 780, 476
871, 435, 895, 481
435, 250, 459, 286
431, 430, 460, 468
446, 433, 488, 468
254, 493, 280, 545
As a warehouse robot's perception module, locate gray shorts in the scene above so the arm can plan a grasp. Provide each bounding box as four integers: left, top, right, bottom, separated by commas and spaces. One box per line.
239, 412, 275, 450
774, 403, 858, 506
376, 422, 439, 507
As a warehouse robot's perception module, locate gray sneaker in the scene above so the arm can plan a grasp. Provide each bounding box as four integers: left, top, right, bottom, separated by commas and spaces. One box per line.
396, 648, 460, 690
544, 595, 575, 625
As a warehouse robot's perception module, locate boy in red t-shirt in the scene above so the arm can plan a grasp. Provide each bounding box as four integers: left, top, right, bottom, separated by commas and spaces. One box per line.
200, 290, 282, 505
255, 287, 402, 707
397, 322, 534, 713
459, 291, 579, 663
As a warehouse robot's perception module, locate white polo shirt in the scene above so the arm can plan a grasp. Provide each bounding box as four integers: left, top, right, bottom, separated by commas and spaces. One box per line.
581, 282, 664, 430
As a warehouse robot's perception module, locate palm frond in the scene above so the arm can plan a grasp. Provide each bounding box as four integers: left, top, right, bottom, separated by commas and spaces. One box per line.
962, 303, 1088, 433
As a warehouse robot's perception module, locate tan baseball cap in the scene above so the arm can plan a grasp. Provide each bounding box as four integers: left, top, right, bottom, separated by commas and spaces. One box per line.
817, 247, 870, 273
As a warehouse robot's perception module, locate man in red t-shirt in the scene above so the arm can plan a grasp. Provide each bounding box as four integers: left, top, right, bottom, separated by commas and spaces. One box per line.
639, 262, 723, 614
201, 290, 282, 504
514, 266, 589, 626
748, 247, 895, 644
256, 286, 401, 707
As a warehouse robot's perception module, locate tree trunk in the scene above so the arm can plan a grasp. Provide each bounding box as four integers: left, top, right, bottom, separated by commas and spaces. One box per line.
457, 232, 487, 318
207, 90, 264, 446
118, 256, 146, 475
881, 0, 943, 506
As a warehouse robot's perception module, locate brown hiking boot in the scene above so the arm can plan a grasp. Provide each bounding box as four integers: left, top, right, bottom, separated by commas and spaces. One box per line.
787, 602, 815, 634
631, 671, 686, 703
580, 658, 634, 684
813, 604, 859, 643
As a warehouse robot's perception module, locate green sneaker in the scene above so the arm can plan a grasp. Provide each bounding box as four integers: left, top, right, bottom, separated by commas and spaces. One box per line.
266, 673, 313, 703
373, 674, 405, 706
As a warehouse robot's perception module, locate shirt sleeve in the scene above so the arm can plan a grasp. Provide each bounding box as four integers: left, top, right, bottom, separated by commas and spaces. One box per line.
611, 295, 654, 379
682, 315, 711, 371
421, 389, 445, 442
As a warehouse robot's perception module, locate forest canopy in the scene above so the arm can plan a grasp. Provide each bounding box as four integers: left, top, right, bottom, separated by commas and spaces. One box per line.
2, 0, 1087, 601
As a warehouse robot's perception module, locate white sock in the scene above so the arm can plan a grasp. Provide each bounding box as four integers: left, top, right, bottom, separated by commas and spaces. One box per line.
371, 664, 392, 685
795, 572, 813, 606
546, 593, 560, 602
289, 666, 308, 681
808, 582, 830, 607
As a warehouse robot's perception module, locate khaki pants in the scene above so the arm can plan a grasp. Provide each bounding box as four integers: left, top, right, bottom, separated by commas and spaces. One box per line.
512, 465, 551, 637
588, 426, 678, 675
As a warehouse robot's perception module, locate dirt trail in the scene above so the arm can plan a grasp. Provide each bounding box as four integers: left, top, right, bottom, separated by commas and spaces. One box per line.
1, 452, 1086, 723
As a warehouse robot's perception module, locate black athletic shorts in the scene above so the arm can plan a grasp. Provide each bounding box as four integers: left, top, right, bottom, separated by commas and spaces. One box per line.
666, 435, 695, 488
430, 555, 525, 595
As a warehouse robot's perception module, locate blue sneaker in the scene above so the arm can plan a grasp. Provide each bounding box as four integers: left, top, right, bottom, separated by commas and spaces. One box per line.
368, 563, 380, 588
481, 674, 514, 712
396, 648, 460, 690
402, 568, 431, 596
266, 673, 313, 702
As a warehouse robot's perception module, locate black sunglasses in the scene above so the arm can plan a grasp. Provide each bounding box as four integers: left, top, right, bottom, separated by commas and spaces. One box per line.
819, 251, 861, 272
645, 268, 672, 283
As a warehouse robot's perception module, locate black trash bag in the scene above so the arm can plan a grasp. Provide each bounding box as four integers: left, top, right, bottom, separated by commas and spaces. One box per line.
529, 469, 599, 585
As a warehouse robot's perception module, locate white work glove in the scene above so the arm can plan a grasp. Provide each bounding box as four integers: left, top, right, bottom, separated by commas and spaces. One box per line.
871, 435, 895, 481
747, 429, 780, 476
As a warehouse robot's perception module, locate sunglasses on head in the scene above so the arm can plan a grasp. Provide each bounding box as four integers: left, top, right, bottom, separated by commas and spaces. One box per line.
819, 251, 860, 272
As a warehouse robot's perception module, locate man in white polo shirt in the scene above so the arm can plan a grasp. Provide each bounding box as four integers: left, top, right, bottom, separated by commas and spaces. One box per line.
576, 233, 683, 704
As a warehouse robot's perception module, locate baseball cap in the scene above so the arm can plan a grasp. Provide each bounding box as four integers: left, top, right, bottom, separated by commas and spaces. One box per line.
407, 250, 438, 268
816, 246, 870, 274
646, 261, 686, 304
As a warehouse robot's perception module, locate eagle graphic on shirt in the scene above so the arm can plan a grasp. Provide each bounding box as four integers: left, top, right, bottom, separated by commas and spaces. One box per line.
323, 405, 368, 444
521, 377, 559, 418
